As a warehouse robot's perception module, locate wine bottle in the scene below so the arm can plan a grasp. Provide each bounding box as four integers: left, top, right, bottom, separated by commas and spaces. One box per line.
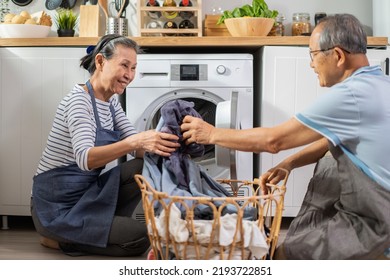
146, 20, 163, 29
179, 0, 193, 19
163, 20, 178, 36
162, 0, 178, 19
146, 0, 162, 19
179, 19, 195, 36
146, 20, 164, 36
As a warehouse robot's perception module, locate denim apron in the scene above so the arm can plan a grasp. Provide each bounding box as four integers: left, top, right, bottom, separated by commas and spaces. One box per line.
32, 81, 121, 247
283, 143, 390, 259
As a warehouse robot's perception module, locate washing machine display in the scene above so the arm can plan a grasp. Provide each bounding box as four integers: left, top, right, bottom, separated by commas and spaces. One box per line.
171, 64, 208, 81
126, 54, 254, 190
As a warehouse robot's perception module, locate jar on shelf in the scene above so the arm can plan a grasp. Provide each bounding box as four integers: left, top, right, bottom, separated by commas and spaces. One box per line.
269, 14, 285, 36
315, 12, 327, 26
292, 13, 311, 36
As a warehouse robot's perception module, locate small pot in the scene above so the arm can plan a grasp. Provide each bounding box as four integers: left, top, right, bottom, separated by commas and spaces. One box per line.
57, 29, 75, 37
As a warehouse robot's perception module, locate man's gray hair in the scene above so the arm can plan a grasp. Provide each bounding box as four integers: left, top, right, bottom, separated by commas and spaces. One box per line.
318, 14, 367, 54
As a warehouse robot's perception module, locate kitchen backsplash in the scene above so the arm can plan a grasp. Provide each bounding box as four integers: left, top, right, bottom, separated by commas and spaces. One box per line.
4, 0, 374, 36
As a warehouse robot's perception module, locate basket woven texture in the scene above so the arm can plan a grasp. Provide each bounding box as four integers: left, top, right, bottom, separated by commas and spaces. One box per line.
135, 168, 288, 260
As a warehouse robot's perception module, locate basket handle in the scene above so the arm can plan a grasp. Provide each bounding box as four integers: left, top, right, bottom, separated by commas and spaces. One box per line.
254, 167, 290, 195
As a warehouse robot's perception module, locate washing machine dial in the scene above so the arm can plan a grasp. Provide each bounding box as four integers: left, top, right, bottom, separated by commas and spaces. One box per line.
216, 65, 226, 75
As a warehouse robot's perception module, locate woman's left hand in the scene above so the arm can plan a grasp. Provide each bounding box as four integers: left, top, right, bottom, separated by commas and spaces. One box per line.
136, 130, 180, 157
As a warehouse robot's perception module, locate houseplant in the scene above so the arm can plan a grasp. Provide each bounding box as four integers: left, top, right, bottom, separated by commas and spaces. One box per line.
54, 8, 78, 37
217, 0, 278, 36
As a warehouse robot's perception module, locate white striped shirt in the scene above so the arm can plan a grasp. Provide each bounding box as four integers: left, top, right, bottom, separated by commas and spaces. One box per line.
36, 84, 137, 175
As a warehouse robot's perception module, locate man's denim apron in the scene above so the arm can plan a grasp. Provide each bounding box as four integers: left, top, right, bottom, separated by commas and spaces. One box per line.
32, 81, 121, 247
283, 143, 390, 259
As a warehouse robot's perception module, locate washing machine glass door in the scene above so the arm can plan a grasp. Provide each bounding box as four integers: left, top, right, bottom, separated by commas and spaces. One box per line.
133, 89, 230, 179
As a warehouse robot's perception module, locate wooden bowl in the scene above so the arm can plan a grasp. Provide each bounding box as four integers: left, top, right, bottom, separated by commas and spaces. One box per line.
224, 17, 275, 37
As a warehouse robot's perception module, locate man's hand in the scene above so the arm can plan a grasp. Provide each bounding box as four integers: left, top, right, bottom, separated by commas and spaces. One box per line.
181, 115, 215, 145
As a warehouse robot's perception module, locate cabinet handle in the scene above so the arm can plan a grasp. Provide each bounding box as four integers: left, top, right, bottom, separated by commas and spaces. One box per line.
385, 58, 389, 76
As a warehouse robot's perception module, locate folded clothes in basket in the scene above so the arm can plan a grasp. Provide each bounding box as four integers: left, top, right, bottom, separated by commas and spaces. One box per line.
151, 203, 269, 260
142, 99, 257, 220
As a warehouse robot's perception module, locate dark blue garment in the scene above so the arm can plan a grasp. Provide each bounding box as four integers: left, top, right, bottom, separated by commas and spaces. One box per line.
32, 80, 121, 247
159, 99, 204, 189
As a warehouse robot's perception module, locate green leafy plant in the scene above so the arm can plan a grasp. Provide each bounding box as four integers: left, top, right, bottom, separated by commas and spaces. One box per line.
54, 8, 78, 30
217, 0, 279, 24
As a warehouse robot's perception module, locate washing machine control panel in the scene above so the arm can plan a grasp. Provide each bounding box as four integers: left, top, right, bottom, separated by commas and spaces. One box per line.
171, 64, 208, 81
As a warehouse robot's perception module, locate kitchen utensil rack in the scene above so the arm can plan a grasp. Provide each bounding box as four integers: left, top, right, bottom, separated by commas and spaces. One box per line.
137, 0, 202, 37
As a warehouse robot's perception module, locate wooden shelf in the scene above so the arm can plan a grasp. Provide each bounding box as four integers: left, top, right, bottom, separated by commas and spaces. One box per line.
0, 36, 387, 48
137, 0, 202, 37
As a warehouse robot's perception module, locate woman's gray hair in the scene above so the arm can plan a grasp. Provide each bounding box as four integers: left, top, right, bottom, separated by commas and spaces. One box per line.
80, 34, 141, 75
317, 14, 367, 54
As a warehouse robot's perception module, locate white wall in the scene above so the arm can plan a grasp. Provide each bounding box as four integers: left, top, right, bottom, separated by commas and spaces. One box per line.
372, 0, 390, 37
5, 0, 375, 36
203, 0, 374, 36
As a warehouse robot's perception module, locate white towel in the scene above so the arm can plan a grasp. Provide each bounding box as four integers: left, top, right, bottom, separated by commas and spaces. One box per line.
151, 204, 269, 259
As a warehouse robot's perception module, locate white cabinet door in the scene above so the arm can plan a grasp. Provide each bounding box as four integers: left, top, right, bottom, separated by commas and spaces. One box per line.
0, 47, 88, 216
260, 46, 390, 216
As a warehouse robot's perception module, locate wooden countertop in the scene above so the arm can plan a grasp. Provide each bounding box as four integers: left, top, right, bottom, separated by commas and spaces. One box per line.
0, 36, 388, 48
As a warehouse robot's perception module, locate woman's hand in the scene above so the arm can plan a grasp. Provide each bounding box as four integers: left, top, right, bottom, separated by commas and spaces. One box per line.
181, 115, 215, 145
136, 130, 180, 157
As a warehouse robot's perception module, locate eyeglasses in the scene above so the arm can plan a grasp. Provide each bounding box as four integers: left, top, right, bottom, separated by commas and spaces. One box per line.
309, 46, 351, 61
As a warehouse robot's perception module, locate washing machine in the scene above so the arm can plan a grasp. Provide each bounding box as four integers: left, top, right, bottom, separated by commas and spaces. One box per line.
126, 53, 254, 191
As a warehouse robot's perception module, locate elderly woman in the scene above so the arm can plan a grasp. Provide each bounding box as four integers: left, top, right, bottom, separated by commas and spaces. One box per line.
31, 34, 179, 257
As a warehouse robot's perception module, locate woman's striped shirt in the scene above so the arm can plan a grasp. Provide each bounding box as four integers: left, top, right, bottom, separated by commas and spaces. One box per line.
36, 84, 137, 175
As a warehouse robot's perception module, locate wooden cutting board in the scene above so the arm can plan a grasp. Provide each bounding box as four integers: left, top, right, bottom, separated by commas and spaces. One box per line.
79, 5, 106, 37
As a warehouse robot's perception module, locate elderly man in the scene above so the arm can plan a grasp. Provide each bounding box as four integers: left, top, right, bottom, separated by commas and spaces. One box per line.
181, 14, 390, 259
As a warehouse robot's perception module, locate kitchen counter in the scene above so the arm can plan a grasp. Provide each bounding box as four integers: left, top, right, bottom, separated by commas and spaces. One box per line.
0, 36, 388, 48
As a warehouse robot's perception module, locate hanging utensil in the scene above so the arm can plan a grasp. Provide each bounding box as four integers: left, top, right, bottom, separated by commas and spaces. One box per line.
11, 0, 33, 6
115, 0, 129, 18
45, 0, 62, 10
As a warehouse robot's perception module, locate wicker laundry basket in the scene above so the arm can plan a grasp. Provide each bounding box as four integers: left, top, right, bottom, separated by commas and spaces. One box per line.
134, 168, 288, 260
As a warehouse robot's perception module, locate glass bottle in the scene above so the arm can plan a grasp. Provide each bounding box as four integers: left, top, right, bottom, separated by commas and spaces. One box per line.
146, 20, 163, 29
269, 14, 285, 36
162, 0, 178, 19
179, 0, 193, 19
315, 12, 327, 26
146, 0, 162, 19
163, 20, 178, 36
146, 20, 163, 36
179, 19, 194, 36
292, 13, 311, 36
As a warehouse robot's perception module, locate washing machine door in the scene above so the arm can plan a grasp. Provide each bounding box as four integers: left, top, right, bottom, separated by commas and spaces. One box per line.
131, 88, 233, 179
215, 91, 239, 180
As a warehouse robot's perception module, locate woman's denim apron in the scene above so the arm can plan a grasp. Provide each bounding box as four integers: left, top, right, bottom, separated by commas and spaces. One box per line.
32, 81, 121, 247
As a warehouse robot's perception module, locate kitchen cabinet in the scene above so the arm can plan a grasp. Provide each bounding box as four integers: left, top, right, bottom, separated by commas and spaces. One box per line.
259, 46, 390, 216
0, 47, 87, 221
